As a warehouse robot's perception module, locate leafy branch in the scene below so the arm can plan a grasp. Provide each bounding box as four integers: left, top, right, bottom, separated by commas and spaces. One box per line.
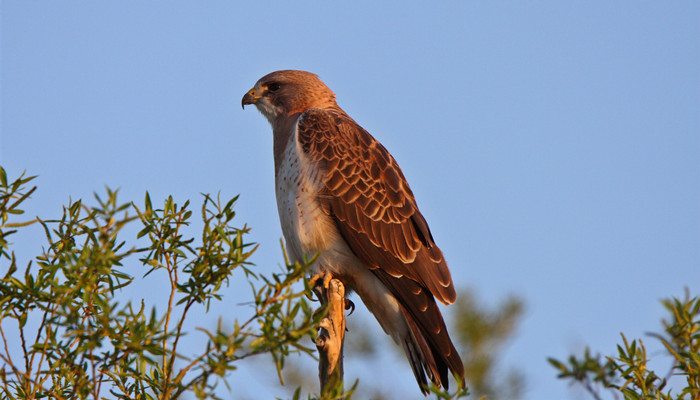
549, 290, 700, 400
0, 167, 320, 399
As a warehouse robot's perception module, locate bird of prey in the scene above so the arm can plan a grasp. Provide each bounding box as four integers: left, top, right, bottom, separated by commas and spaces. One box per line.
242, 70, 464, 395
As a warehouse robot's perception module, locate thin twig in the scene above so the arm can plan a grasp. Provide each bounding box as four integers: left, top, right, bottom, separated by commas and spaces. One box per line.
161, 252, 177, 399
161, 210, 184, 399
166, 298, 194, 387
0, 323, 16, 371
13, 310, 31, 394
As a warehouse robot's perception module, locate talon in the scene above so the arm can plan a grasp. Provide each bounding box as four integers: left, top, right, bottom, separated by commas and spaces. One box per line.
345, 298, 355, 315
305, 290, 317, 301
308, 272, 325, 288
309, 272, 328, 302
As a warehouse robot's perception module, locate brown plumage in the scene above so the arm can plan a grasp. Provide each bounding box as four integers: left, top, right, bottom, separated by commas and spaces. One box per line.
243, 70, 464, 395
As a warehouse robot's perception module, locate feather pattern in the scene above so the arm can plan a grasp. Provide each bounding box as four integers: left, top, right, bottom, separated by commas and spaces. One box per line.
296, 108, 464, 392
297, 108, 457, 303
243, 70, 464, 395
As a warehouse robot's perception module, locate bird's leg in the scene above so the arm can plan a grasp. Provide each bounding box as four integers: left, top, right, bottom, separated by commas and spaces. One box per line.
308, 271, 331, 301
310, 271, 354, 312
308, 271, 323, 292
309, 271, 328, 305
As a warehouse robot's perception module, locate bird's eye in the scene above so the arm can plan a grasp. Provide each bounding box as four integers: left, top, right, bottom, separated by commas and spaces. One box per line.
267, 83, 281, 93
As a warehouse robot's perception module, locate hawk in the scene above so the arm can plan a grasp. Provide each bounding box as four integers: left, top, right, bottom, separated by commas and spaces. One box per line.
242, 70, 464, 395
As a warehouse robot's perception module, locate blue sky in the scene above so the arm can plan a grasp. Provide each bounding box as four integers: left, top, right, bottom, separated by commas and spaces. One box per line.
2, 2, 699, 399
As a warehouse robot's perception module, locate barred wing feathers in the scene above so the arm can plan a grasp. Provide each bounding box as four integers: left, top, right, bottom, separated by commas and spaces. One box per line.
296, 108, 464, 389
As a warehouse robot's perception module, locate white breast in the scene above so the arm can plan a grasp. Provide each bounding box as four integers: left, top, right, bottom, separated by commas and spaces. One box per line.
273, 123, 408, 343
275, 124, 338, 264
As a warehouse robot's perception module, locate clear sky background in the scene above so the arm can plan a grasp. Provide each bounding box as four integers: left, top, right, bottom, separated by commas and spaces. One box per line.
2, 2, 699, 399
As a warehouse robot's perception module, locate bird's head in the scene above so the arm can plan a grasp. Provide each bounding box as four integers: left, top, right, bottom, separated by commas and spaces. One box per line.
242, 70, 337, 124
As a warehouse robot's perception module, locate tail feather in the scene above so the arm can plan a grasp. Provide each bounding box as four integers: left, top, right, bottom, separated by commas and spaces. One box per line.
360, 268, 465, 395
402, 307, 440, 395
401, 304, 462, 395
401, 335, 430, 394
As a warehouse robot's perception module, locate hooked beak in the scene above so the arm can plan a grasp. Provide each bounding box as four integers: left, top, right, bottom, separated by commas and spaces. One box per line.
241, 88, 259, 109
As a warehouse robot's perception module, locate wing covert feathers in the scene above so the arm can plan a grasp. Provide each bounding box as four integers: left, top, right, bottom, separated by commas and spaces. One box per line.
297, 108, 457, 304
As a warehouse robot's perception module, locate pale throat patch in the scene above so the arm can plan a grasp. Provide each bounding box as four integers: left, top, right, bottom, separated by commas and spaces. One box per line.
254, 99, 280, 125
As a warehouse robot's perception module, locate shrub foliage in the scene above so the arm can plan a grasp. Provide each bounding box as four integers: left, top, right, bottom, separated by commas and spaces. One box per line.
0, 167, 320, 399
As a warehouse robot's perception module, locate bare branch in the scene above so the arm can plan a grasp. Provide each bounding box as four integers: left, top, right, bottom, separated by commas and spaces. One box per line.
312, 273, 346, 398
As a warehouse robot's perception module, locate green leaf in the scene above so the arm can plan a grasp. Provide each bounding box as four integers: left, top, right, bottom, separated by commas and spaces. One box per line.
137, 224, 153, 239
18, 312, 27, 328
547, 358, 569, 374
144, 191, 153, 213
0, 167, 7, 187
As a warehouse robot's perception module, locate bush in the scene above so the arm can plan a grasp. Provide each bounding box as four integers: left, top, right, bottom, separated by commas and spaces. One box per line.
548, 291, 700, 400
0, 167, 320, 399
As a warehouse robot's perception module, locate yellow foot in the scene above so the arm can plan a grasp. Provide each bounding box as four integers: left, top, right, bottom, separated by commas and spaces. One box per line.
309, 271, 332, 292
